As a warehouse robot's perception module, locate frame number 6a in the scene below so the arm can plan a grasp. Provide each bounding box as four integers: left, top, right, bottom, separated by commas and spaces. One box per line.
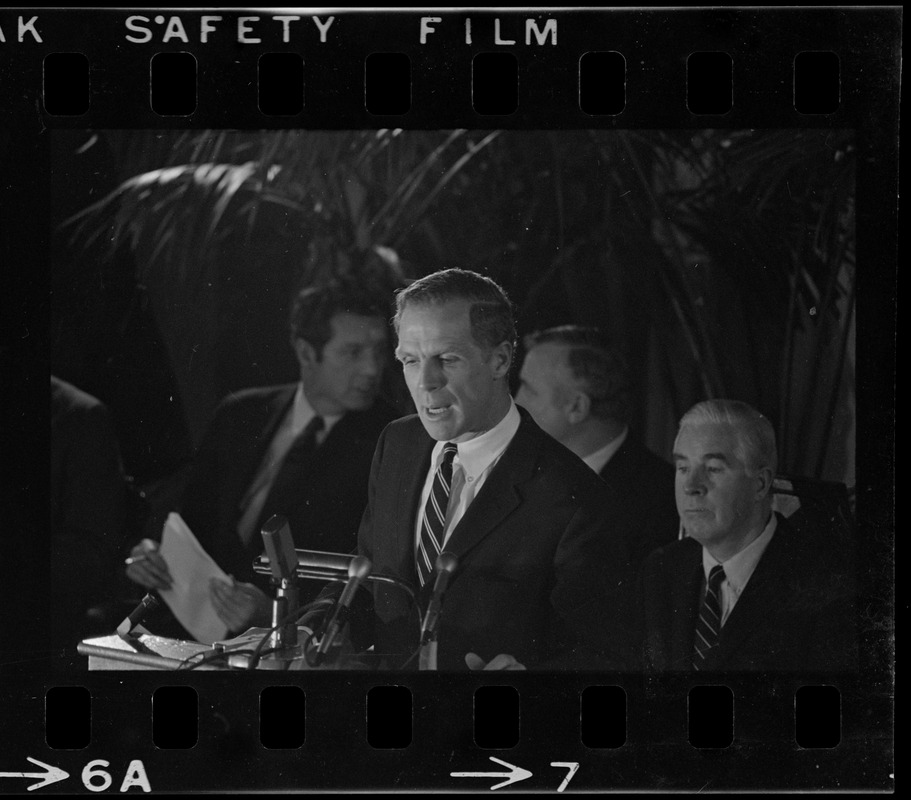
82, 760, 151, 793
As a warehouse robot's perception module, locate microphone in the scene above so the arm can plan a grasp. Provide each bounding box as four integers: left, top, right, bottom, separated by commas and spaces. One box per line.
116, 592, 160, 638
255, 548, 354, 582
314, 555, 372, 665
260, 515, 299, 581
420, 552, 458, 644
260, 515, 301, 653
254, 548, 418, 609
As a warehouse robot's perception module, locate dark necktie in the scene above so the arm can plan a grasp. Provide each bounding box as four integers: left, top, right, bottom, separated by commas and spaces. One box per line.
692, 564, 726, 670
257, 415, 325, 531
416, 442, 458, 588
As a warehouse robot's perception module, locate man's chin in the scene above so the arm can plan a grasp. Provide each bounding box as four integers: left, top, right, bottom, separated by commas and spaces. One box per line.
682, 522, 716, 543
418, 412, 463, 442
688, 532, 734, 555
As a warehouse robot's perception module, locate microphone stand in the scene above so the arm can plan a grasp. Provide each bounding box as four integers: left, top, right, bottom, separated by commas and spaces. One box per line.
253, 547, 421, 669
256, 515, 306, 669
418, 633, 439, 671
417, 552, 458, 671
257, 574, 303, 669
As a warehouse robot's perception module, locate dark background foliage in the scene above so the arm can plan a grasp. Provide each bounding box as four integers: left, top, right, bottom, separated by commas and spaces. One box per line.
51, 128, 855, 491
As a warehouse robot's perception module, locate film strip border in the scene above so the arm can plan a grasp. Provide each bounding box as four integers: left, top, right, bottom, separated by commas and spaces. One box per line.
0, 6, 898, 794
0, 8, 901, 127
28, 46, 843, 118
1, 673, 891, 792
41, 681, 844, 751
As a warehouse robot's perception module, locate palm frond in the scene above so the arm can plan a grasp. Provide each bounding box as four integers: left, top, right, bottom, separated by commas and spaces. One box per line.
58, 128, 856, 480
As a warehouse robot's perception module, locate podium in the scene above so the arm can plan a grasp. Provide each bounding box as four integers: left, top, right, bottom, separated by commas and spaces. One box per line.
78, 628, 317, 671
77, 629, 375, 671
81, 541, 418, 670
78, 633, 220, 671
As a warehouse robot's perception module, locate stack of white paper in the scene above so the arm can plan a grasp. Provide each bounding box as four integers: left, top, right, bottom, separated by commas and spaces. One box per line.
158, 512, 231, 644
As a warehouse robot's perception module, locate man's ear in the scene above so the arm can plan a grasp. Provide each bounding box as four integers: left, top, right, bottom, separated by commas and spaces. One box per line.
293, 337, 318, 372
566, 392, 591, 425
755, 466, 774, 499
489, 341, 513, 380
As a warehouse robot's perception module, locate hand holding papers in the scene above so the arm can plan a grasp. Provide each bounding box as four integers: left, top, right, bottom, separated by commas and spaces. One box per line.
157, 512, 231, 644
208, 576, 272, 634
124, 538, 173, 591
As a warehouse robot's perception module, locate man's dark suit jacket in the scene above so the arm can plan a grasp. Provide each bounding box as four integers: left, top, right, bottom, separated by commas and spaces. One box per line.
598, 436, 679, 568
637, 514, 856, 672
51, 376, 128, 645
178, 384, 398, 595
352, 408, 635, 671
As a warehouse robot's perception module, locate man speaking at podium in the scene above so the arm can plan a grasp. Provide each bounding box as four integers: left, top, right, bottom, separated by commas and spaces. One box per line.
348, 269, 634, 670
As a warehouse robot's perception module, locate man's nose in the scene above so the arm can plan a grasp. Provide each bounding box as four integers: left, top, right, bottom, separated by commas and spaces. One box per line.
684, 469, 707, 495
417, 359, 444, 391
359, 348, 384, 377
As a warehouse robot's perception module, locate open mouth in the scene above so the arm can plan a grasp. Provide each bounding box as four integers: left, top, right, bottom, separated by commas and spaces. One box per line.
425, 405, 451, 418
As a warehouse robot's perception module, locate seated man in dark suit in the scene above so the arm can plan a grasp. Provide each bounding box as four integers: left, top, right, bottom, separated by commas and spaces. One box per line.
345, 269, 634, 671
637, 399, 855, 672
515, 326, 679, 567
125, 280, 399, 636
51, 376, 129, 647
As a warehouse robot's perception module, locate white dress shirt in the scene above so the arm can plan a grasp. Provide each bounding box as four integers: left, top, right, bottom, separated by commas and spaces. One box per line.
413, 401, 522, 554
702, 513, 778, 625
582, 426, 629, 474
236, 384, 341, 544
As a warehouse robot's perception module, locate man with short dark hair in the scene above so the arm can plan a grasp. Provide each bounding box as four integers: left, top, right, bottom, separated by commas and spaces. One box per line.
516, 326, 679, 566
350, 269, 634, 670
636, 399, 855, 671
126, 280, 399, 636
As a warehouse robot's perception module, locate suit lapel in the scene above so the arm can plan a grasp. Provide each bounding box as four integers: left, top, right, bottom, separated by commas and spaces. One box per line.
671, 544, 704, 669
233, 385, 296, 494
233, 385, 296, 555
271, 402, 369, 488
319, 405, 367, 453
392, 423, 435, 584
443, 415, 539, 561
309, 407, 352, 473
261, 385, 297, 443
714, 519, 790, 666
315, 403, 397, 474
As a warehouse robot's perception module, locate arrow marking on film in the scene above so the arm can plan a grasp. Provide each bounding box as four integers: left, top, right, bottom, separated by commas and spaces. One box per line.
451, 756, 533, 790
0, 757, 70, 791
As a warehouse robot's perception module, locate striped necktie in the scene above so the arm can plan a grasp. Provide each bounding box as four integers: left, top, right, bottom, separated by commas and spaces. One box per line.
693, 564, 726, 670
416, 442, 458, 588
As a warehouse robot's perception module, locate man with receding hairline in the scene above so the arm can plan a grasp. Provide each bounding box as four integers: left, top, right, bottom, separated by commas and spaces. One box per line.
634, 399, 855, 672
348, 269, 635, 670
516, 325, 679, 567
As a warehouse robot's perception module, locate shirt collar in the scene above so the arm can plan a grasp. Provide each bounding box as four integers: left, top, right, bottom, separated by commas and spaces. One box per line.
292, 383, 342, 437
431, 400, 521, 480
582, 426, 629, 474
702, 513, 778, 596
